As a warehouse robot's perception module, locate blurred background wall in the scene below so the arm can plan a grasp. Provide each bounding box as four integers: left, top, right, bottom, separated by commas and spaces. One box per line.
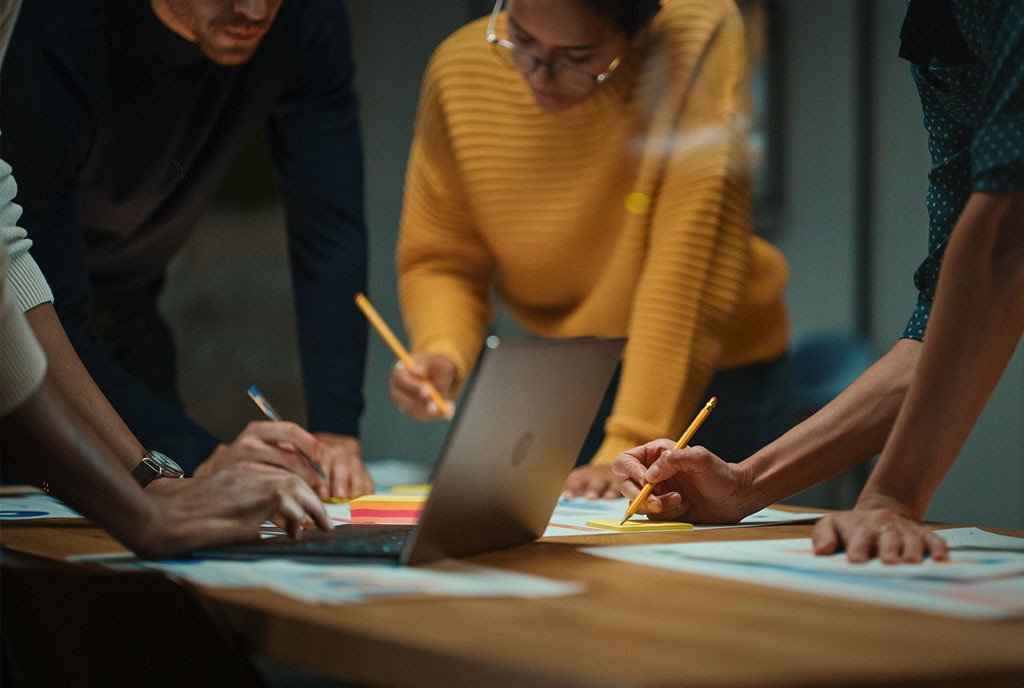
160, 0, 1023, 528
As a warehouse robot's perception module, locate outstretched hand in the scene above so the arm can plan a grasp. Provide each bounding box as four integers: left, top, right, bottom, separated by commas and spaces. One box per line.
811, 494, 949, 563
315, 432, 374, 500
612, 439, 753, 523
561, 463, 623, 499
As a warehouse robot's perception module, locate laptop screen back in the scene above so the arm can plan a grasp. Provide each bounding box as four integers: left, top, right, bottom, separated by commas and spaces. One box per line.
401, 335, 624, 565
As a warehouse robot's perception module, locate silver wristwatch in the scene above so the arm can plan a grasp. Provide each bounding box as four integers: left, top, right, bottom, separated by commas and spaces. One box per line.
131, 450, 185, 487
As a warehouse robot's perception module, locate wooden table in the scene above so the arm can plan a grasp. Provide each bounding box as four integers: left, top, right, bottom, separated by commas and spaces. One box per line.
3, 518, 1023, 688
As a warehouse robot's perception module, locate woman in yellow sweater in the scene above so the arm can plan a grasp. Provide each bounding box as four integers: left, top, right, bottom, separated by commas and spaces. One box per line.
390, 0, 791, 498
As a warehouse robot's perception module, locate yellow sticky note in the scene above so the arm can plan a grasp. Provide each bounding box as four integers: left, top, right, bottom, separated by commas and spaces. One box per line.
586, 518, 693, 532
387, 484, 432, 495
323, 497, 351, 504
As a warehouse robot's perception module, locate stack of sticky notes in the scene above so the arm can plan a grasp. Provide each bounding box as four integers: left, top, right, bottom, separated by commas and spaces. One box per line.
586, 519, 693, 532
348, 493, 429, 524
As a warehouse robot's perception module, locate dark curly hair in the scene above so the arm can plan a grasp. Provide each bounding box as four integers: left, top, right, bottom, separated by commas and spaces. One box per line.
579, 0, 662, 37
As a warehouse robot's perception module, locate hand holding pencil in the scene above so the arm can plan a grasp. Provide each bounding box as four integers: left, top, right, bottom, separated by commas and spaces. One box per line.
355, 293, 456, 421
616, 397, 720, 525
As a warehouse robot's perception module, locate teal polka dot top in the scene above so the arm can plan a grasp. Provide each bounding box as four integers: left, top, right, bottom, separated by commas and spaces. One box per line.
898, 0, 1024, 341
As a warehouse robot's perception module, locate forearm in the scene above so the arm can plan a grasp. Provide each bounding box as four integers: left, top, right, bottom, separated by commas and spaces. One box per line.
10, 198, 216, 468
31, 285, 219, 470
396, 80, 493, 386
399, 268, 491, 387
742, 338, 921, 510
272, 30, 368, 435
863, 191, 1024, 516
25, 302, 144, 470
291, 261, 367, 436
52, 312, 218, 473
1, 374, 160, 553
398, 165, 493, 387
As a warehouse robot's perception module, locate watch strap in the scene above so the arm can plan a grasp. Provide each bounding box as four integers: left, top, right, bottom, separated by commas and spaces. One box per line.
132, 456, 161, 488
132, 451, 185, 487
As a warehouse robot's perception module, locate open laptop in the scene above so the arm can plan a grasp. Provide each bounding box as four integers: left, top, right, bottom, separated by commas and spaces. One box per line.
195, 335, 625, 566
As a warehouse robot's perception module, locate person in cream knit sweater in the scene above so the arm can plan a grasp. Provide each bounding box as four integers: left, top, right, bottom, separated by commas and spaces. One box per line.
390, 0, 791, 498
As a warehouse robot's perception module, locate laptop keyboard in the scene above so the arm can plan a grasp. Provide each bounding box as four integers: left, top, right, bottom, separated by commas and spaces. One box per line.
242, 523, 415, 559
299, 524, 413, 556
193, 524, 417, 561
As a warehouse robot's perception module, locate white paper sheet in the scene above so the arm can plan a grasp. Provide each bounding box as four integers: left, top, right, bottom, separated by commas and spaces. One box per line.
543, 498, 827, 537
72, 553, 584, 605
607, 528, 1024, 580
0, 493, 83, 519
582, 527, 1024, 619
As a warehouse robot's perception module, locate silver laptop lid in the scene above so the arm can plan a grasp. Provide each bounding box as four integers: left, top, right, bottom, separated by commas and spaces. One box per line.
401, 335, 625, 565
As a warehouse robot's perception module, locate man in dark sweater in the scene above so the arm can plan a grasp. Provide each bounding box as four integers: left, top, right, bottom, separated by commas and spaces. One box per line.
1, 0, 374, 498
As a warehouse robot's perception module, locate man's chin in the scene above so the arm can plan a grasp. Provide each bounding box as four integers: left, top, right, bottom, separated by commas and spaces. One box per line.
198, 38, 261, 66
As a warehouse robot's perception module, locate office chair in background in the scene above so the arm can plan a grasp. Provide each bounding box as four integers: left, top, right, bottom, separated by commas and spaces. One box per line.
790, 330, 877, 421
787, 330, 878, 508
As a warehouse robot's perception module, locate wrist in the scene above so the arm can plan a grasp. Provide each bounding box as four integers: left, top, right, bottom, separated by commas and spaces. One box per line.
119, 497, 168, 559
143, 476, 189, 496
421, 343, 468, 392
853, 485, 923, 519
739, 447, 785, 512
132, 450, 185, 488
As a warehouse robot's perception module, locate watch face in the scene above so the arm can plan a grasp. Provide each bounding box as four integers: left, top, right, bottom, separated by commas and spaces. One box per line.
147, 451, 184, 478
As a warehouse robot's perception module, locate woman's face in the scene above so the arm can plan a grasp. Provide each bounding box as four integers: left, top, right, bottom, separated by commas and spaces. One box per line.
505, 0, 627, 112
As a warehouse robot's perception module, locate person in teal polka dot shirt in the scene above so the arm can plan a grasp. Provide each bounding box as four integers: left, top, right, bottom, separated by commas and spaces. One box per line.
613, 0, 1023, 563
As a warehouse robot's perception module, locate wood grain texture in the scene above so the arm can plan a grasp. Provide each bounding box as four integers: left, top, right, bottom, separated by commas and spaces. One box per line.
3, 518, 1022, 687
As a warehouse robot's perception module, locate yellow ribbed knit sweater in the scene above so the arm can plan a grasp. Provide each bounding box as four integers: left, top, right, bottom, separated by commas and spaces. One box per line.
397, 0, 790, 465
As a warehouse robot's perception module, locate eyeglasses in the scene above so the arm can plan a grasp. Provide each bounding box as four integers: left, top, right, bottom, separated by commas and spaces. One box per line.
484, 0, 621, 94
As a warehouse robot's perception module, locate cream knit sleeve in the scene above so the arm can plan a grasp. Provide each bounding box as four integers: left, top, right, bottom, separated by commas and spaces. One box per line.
0, 245, 47, 415
1, 152, 50, 414
1, 152, 54, 312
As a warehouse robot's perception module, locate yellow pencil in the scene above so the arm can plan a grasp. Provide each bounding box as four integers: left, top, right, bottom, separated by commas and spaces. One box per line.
354, 292, 454, 420
619, 396, 717, 525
